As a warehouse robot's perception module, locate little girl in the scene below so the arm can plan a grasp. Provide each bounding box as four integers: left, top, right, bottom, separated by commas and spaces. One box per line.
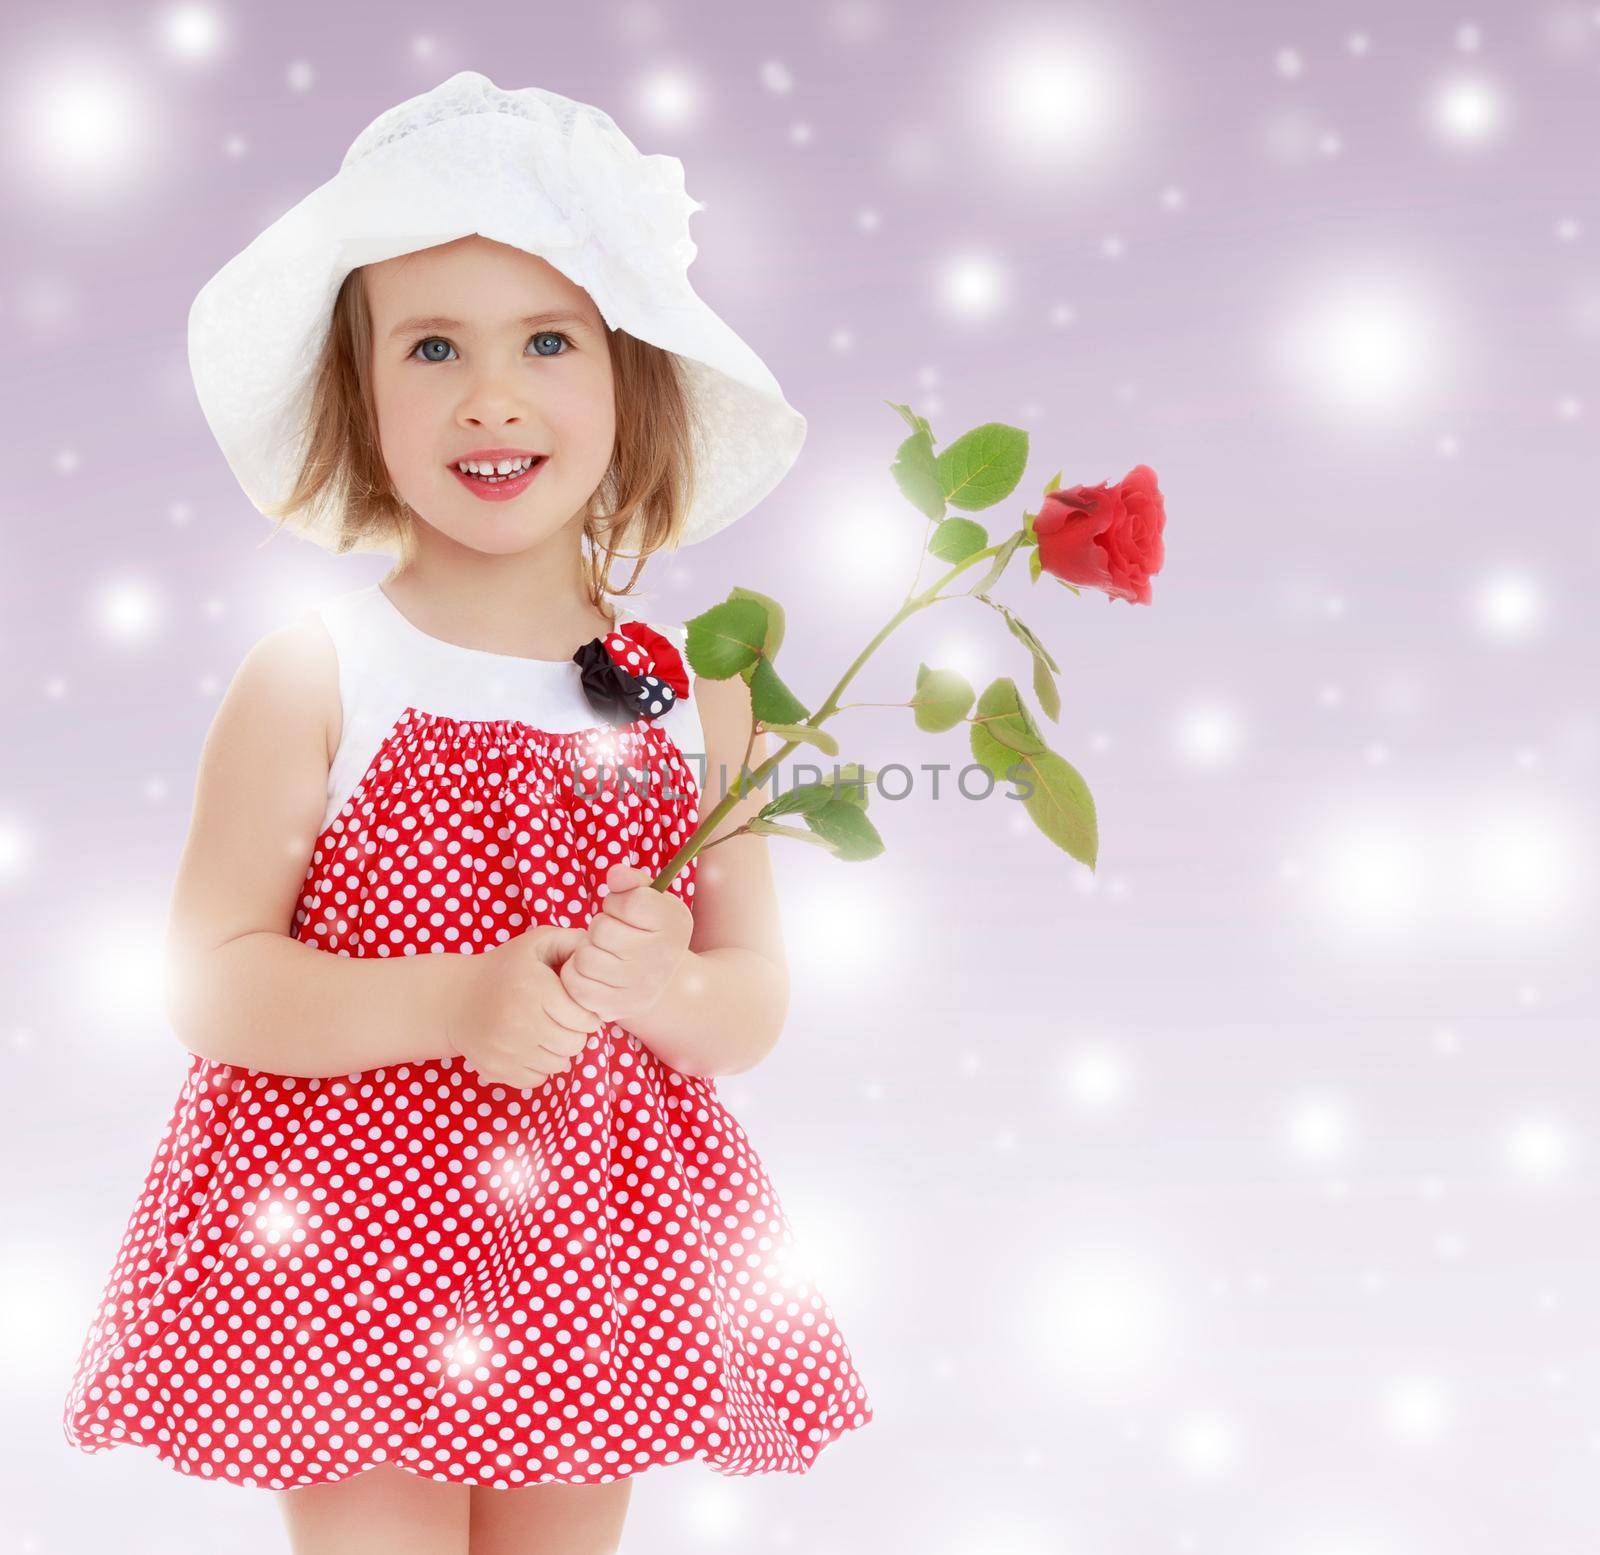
62, 73, 872, 1553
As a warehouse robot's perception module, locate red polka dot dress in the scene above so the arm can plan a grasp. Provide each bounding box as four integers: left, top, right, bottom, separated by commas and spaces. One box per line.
62, 582, 874, 1491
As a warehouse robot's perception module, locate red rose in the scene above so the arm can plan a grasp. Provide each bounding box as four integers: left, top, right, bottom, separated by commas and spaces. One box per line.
606, 621, 691, 700
1033, 464, 1166, 605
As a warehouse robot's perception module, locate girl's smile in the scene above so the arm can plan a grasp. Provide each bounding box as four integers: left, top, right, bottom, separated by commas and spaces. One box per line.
449, 454, 549, 501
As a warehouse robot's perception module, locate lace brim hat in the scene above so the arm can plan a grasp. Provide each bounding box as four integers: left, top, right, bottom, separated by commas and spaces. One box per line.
186, 71, 806, 553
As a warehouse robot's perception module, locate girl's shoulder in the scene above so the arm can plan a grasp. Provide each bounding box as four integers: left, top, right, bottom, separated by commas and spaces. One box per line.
212, 606, 343, 775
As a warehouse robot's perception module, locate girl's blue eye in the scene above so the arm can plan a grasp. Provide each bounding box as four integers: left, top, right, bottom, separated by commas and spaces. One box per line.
409, 330, 574, 363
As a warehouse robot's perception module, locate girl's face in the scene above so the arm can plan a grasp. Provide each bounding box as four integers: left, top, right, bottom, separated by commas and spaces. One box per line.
364, 235, 617, 558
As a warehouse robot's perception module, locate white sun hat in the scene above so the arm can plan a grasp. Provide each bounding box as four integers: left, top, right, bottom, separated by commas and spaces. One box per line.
186, 70, 806, 553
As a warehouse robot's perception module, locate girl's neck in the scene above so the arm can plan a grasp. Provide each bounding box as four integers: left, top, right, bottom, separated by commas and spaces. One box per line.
379, 566, 621, 661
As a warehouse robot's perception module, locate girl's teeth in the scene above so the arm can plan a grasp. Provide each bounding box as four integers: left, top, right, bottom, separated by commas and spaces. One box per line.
462, 465, 532, 484
458, 457, 536, 476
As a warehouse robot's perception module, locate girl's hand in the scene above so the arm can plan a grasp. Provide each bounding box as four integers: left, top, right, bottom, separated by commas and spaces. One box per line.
559, 861, 694, 1024
448, 925, 606, 1089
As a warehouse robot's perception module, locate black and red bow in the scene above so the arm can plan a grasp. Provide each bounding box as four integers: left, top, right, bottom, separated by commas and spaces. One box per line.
572, 621, 692, 728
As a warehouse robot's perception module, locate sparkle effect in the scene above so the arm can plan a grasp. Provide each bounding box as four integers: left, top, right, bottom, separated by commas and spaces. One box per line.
20, 4, 1600, 1546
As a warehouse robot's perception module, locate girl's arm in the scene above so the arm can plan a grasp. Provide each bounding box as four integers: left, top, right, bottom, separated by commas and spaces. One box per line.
164, 616, 480, 1078
617, 670, 791, 1078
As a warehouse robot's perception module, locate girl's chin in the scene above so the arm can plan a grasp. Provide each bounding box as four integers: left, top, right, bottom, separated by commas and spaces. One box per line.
410, 512, 575, 556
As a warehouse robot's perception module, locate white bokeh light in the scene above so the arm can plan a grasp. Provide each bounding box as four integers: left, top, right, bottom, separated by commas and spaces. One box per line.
977, 25, 1133, 167
1064, 1042, 1129, 1112
1035, 1249, 1175, 1396
157, 3, 225, 63
1303, 809, 1427, 933
1503, 1117, 1576, 1184
94, 580, 161, 644
80, 912, 168, 1027
1472, 570, 1544, 641
1463, 805, 1579, 926
1173, 701, 1244, 770
679, 1478, 748, 1541
920, 629, 998, 697
1277, 273, 1450, 421
815, 487, 928, 603
1286, 1096, 1353, 1161
1294, 790, 1589, 949
0, 815, 34, 882
1174, 1411, 1239, 1475
759, 1187, 872, 1312
935, 252, 1010, 321
0, 1251, 84, 1383
11, 57, 158, 191
1386, 1376, 1448, 1442
638, 69, 701, 131
758, 60, 794, 95
778, 864, 900, 987
1427, 72, 1509, 147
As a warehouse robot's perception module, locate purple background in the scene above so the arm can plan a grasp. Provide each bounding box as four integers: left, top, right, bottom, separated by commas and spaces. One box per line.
6, 1, 1600, 1550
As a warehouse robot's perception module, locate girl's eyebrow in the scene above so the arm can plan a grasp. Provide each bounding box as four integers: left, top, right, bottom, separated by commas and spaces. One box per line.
387, 310, 594, 338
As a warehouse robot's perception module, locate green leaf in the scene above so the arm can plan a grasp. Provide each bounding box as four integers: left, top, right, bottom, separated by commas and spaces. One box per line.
1020, 749, 1097, 869
727, 586, 786, 657
1028, 547, 1044, 584
747, 817, 845, 854
1032, 653, 1061, 722
826, 762, 877, 808
686, 598, 768, 677
1043, 469, 1062, 495
965, 529, 1024, 595
885, 400, 936, 444
748, 656, 809, 725
912, 662, 975, 732
968, 719, 1098, 869
969, 710, 1024, 785
803, 798, 885, 861
760, 784, 836, 819
763, 722, 840, 756
971, 596, 1061, 720
928, 516, 989, 565
936, 423, 1030, 512
760, 764, 877, 819
971, 677, 1046, 757
891, 427, 946, 520
1000, 608, 1061, 675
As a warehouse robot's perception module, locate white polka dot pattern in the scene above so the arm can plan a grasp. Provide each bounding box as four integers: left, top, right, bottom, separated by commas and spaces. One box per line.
594, 626, 681, 724
636, 675, 675, 717
62, 695, 874, 1490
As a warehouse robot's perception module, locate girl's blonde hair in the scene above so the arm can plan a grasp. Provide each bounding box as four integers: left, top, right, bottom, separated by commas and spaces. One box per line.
260, 267, 698, 613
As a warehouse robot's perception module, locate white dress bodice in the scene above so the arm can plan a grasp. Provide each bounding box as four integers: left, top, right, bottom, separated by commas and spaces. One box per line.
309, 582, 706, 836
